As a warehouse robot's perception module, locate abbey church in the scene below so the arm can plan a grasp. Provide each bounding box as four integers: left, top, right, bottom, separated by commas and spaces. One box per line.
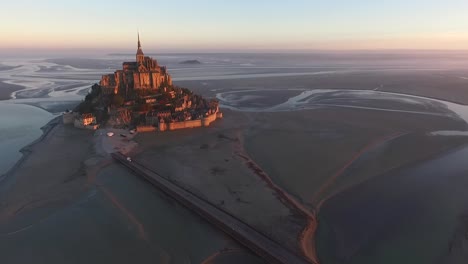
100, 34, 173, 97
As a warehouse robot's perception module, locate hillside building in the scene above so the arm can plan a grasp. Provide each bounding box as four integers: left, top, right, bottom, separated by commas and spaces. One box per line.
100, 33, 173, 97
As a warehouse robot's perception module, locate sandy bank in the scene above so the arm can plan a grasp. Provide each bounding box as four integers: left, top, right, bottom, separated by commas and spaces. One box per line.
0, 116, 60, 183
0, 114, 261, 263
241, 107, 468, 264
0, 119, 94, 225
134, 109, 309, 260
0, 80, 25, 100
133, 104, 468, 263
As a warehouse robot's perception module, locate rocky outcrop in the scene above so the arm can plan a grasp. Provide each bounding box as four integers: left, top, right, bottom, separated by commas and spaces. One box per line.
179, 60, 201, 65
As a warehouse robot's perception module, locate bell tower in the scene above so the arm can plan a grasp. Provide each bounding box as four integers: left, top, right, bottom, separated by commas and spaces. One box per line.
136, 32, 144, 64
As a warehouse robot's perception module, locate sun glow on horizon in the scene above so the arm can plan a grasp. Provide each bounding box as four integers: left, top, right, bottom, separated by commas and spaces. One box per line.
1, 0, 468, 53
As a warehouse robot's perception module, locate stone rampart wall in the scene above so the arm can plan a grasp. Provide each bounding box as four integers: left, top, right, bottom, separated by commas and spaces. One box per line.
168, 119, 202, 130
137, 125, 157, 132
139, 111, 222, 133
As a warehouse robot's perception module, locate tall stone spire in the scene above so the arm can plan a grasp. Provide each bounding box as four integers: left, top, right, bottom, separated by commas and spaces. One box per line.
136, 31, 144, 63
138, 32, 141, 49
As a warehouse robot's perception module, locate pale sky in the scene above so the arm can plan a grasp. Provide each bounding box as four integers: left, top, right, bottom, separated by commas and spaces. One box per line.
1, 0, 468, 53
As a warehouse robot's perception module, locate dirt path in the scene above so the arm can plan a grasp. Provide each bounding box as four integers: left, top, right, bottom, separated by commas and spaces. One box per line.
234, 130, 319, 264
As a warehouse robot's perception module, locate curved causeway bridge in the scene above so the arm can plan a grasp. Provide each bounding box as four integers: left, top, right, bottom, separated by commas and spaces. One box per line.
112, 152, 313, 264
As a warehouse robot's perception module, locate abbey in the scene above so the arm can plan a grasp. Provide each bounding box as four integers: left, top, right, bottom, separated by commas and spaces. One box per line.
100, 34, 173, 97
72, 33, 222, 132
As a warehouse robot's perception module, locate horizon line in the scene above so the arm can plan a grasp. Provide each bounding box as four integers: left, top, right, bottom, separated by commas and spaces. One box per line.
4, 47, 468, 54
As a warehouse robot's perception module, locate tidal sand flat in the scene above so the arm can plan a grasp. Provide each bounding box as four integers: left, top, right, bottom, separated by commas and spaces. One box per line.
134, 109, 310, 261
316, 144, 468, 264
245, 107, 467, 209
188, 86, 468, 263
243, 106, 468, 262
177, 68, 468, 105
3, 55, 468, 263
0, 120, 263, 264
134, 102, 468, 264
0, 65, 20, 71
0, 80, 25, 100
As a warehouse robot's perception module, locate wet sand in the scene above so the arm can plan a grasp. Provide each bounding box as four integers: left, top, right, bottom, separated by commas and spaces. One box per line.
176, 69, 468, 105
3, 55, 468, 263
2, 102, 466, 264
134, 109, 310, 260
0, 65, 19, 71
0, 80, 25, 100
245, 108, 466, 206
0, 118, 93, 233
134, 94, 468, 264
0, 118, 263, 263
239, 104, 468, 262
316, 144, 468, 264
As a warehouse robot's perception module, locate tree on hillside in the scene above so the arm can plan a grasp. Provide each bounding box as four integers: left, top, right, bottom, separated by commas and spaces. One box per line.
76, 100, 93, 114
112, 94, 125, 106
90, 83, 101, 97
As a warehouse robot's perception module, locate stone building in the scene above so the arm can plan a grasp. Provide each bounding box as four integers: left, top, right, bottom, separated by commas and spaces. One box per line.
100, 33, 173, 97
74, 113, 99, 130
145, 110, 172, 126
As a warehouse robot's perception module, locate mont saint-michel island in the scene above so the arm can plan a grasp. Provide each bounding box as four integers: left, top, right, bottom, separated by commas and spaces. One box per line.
60, 36, 310, 263
5, 2, 468, 263
65, 35, 222, 132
